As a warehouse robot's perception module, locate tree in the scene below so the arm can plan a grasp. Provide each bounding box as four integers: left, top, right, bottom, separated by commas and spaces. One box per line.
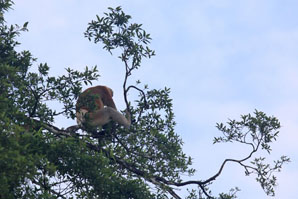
0, 1, 290, 198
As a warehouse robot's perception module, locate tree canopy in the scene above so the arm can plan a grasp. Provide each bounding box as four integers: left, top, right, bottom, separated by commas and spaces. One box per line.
0, 1, 290, 198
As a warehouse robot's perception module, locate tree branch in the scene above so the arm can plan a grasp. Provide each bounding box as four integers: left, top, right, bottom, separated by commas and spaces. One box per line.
38, 121, 266, 199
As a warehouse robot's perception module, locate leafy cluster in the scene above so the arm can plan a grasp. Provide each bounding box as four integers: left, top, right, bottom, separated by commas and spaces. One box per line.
1, 1, 142, 198
214, 111, 290, 196
0, 1, 289, 199
85, 6, 155, 70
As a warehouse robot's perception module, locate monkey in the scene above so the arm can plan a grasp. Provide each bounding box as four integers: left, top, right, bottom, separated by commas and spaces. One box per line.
76, 85, 131, 128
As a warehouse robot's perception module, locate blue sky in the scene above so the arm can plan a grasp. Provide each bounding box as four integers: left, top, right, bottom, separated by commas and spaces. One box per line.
7, 0, 298, 198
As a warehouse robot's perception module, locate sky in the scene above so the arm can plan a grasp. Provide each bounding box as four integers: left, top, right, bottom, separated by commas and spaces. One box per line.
6, 0, 298, 198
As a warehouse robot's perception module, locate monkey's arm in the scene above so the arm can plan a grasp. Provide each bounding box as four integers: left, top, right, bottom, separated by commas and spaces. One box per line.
101, 89, 117, 109
103, 97, 117, 109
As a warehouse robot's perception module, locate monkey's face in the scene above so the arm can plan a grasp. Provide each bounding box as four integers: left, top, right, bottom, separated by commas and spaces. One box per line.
76, 109, 88, 126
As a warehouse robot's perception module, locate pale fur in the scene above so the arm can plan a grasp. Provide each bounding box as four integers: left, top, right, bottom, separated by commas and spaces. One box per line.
77, 107, 131, 128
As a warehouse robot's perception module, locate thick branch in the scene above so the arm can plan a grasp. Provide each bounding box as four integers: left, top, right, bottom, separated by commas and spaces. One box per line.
31, 119, 73, 137
87, 141, 181, 199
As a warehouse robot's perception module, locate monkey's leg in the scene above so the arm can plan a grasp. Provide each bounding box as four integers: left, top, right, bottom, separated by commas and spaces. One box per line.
84, 107, 130, 128
104, 107, 131, 128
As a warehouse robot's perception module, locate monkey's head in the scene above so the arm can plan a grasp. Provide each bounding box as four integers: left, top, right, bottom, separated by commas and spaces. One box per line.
107, 87, 114, 97
76, 108, 88, 126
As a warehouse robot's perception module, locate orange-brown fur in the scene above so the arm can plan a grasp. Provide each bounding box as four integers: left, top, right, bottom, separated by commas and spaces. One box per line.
76, 85, 130, 128
76, 85, 116, 112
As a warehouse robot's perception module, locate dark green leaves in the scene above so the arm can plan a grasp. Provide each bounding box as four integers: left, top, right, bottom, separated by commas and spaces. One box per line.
0, 3, 156, 198
0, 0, 13, 22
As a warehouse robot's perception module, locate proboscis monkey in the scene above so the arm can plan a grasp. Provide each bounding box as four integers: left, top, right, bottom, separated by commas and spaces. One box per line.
76, 85, 130, 128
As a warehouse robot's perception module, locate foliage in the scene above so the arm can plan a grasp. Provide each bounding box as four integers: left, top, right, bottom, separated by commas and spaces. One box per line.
85, 6, 155, 69
1, 1, 152, 198
0, 1, 289, 199
214, 111, 290, 197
